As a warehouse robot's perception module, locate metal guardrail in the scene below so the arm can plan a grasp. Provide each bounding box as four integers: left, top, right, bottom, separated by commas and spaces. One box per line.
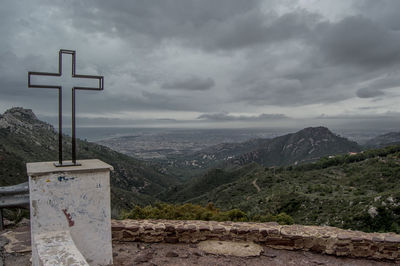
0, 182, 29, 230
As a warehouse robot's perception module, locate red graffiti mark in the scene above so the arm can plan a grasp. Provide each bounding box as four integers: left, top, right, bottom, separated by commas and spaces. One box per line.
62, 209, 75, 227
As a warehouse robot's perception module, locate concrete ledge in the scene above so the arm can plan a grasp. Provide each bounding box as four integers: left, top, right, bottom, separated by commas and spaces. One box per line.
33, 230, 88, 266
27, 159, 113, 177
112, 219, 400, 261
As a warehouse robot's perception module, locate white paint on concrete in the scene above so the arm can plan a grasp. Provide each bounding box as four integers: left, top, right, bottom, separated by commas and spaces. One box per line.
27, 159, 113, 266
33, 230, 89, 266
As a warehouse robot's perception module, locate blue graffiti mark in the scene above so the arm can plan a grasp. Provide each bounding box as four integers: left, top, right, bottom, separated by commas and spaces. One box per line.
96, 183, 102, 188
57, 176, 76, 182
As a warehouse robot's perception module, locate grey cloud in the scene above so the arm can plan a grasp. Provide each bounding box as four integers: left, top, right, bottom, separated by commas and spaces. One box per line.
140, 91, 205, 111
317, 111, 400, 120
58, 0, 319, 51
63, 0, 263, 48
315, 16, 400, 67
197, 112, 288, 121
207, 10, 320, 51
0, 51, 55, 101
230, 13, 400, 107
162, 76, 215, 91
3, 0, 400, 129
356, 74, 400, 98
365, 74, 400, 91
235, 78, 308, 106
355, 0, 400, 31
356, 87, 384, 98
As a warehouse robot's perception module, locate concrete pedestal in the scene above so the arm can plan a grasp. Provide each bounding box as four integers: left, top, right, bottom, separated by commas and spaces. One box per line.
27, 159, 113, 266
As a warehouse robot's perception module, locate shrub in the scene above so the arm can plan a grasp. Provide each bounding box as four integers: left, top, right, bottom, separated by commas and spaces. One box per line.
253, 212, 294, 225
122, 203, 250, 222
275, 212, 294, 225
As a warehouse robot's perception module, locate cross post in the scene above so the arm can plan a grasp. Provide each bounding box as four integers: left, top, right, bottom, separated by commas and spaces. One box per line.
28, 49, 104, 167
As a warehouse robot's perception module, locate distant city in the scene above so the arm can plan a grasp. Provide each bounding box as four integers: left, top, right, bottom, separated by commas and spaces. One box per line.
74, 127, 393, 161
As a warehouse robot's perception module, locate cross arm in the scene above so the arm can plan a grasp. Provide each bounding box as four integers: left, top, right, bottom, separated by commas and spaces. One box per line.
28, 72, 61, 89
73, 74, 104, 91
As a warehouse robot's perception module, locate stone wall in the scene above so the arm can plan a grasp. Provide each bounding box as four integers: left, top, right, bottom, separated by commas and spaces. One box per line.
112, 219, 400, 261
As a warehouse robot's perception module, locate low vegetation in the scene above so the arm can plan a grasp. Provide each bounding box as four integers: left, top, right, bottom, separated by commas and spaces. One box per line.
160, 145, 400, 234
122, 202, 294, 224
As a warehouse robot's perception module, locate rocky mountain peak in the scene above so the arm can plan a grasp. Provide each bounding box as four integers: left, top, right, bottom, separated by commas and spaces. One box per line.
4, 107, 38, 121
0, 107, 53, 132
296, 126, 334, 137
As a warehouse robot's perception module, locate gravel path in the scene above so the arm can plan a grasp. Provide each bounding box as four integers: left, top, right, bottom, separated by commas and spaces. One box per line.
252, 178, 261, 192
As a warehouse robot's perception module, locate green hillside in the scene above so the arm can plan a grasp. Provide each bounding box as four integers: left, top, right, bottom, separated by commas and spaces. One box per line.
159, 163, 261, 202
173, 145, 400, 233
160, 127, 361, 180
364, 132, 400, 148
231, 127, 361, 166
0, 107, 179, 214
160, 127, 362, 205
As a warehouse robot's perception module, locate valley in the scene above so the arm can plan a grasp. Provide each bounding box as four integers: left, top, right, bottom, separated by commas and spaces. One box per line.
2, 107, 400, 234
163, 146, 400, 233
98, 126, 363, 179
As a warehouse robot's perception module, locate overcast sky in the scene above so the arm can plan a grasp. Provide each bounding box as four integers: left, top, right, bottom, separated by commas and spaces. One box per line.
2, 0, 400, 130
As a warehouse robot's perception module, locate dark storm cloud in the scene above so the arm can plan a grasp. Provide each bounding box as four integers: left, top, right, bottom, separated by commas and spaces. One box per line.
162, 76, 215, 91
53, 0, 319, 51
197, 112, 288, 122
62, 0, 263, 48
315, 16, 400, 67
200, 9, 319, 51
2, 0, 400, 128
230, 13, 400, 107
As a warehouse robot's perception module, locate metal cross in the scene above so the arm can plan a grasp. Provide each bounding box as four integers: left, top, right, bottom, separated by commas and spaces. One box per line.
28, 49, 104, 167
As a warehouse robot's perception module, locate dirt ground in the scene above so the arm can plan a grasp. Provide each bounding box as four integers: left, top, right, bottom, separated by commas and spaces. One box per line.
0, 222, 397, 266
112, 241, 396, 266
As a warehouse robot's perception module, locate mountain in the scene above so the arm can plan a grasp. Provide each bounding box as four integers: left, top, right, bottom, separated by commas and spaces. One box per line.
175, 127, 360, 171
0, 107, 179, 214
232, 127, 361, 166
160, 138, 267, 179
180, 145, 400, 234
364, 132, 400, 148
160, 127, 361, 202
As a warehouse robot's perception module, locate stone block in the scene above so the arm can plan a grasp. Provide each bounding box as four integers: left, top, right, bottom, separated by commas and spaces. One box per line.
27, 159, 113, 266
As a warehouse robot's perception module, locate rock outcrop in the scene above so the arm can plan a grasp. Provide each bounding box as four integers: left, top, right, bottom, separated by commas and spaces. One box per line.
0, 107, 54, 132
